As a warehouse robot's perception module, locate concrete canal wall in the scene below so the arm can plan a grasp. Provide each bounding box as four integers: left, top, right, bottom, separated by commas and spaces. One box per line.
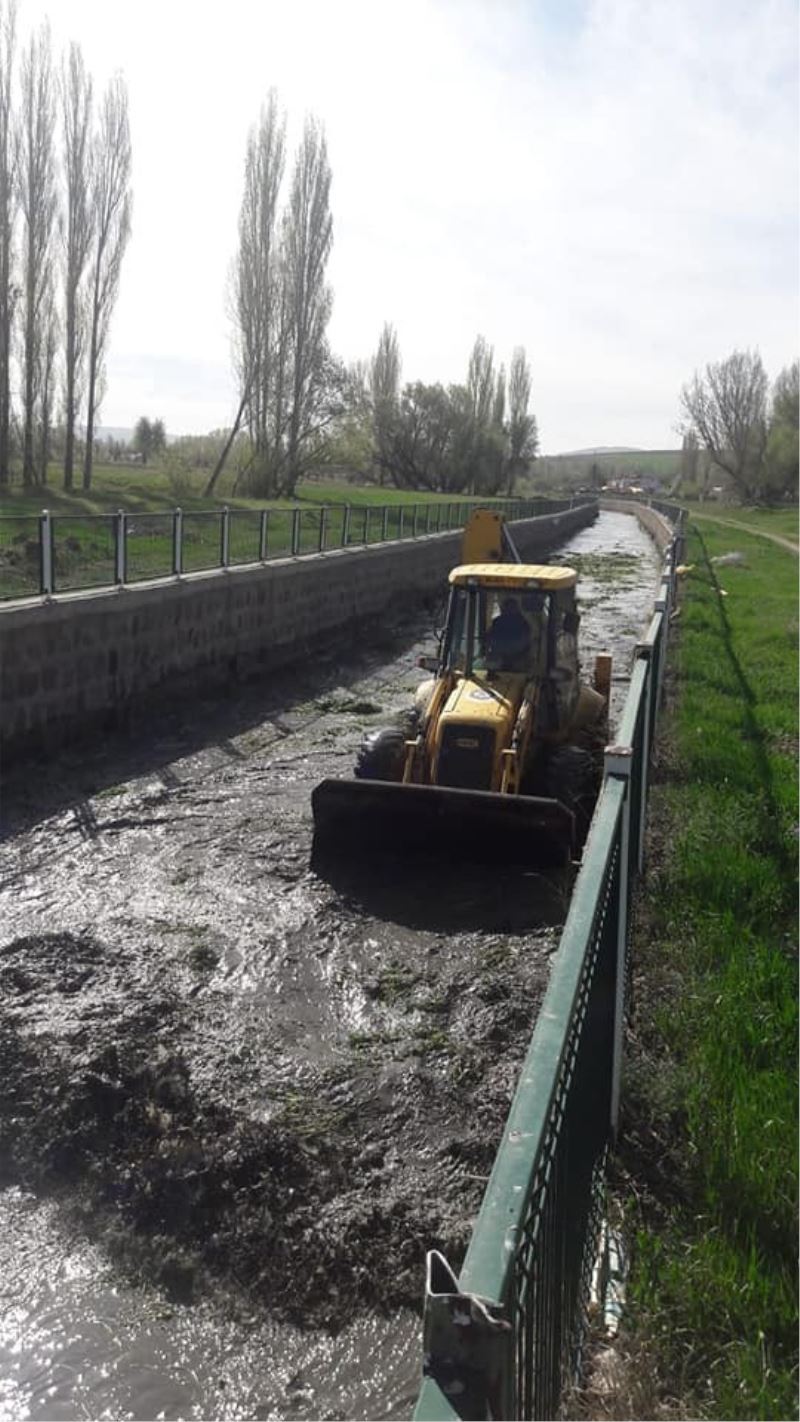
599, 497, 673, 551
0, 502, 596, 759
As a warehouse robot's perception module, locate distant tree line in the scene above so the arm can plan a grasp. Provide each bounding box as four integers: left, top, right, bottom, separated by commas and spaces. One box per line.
681, 350, 798, 504
216, 90, 539, 499
0, 2, 131, 493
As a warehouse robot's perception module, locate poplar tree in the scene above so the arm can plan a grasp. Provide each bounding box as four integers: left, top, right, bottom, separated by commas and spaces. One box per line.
18, 20, 56, 486
61, 41, 93, 491
84, 73, 131, 491
0, 1, 17, 487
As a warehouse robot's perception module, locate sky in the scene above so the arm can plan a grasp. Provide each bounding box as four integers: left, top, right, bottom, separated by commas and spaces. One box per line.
20, 0, 800, 453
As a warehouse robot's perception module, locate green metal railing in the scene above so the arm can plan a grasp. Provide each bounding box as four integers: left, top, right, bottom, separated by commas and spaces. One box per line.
415, 511, 686, 1421
0, 496, 588, 602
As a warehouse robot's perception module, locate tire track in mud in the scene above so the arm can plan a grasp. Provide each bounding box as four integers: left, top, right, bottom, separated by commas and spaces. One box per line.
0, 511, 663, 1418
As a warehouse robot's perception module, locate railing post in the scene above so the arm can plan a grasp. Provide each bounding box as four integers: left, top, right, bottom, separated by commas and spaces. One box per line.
425, 503, 432, 534
259, 509, 269, 561
398, 506, 404, 539
363, 507, 370, 544
341, 504, 351, 547
633, 646, 653, 874
115, 509, 127, 585
220, 505, 230, 568
412, 503, 419, 538
318, 506, 327, 552
291, 507, 301, 556
421, 1251, 514, 1422
604, 743, 633, 1139
381, 505, 389, 542
654, 572, 671, 695
40, 508, 53, 595
173, 507, 183, 576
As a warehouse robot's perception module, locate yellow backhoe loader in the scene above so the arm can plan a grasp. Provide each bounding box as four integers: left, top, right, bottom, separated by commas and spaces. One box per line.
312, 510, 611, 866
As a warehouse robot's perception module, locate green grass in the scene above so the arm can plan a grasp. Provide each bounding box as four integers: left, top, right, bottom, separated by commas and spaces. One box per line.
0, 463, 488, 517
539, 449, 682, 483
622, 518, 798, 1418
0, 466, 542, 598
682, 503, 799, 544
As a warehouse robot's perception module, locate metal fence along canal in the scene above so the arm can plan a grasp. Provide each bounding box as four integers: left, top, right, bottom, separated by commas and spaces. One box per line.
0, 496, 580, 601
415, 511, 686, 1421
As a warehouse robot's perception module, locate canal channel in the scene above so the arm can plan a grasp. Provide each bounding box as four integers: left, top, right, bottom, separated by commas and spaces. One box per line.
0, 510, 662, 1421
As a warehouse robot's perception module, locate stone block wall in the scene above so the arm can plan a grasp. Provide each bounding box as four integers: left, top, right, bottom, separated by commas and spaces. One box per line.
0, 504, 596, 760
599, 498, 674, 550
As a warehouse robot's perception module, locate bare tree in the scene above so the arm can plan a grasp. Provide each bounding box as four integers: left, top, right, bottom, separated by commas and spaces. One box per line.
84, 73, 131, 491
283, 114, 334, 493
230, 100, 338, 498
18, 20, 56, 487
493, 364, 506, 429
60, 41, 92, 490
233, 89, 286, 489
680, 349, 768, 502
36, 262, 57, 481
507, 346, 538, 492
369, 321, 400, 484
467, 334, 495, 430
0, 1, 17, 487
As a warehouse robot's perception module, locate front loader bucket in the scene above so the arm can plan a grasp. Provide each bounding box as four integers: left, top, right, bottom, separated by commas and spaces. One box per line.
311, 778, 575, 868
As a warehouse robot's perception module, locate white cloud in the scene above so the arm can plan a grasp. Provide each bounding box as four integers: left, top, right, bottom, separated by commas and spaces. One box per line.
19, 0, 800, 448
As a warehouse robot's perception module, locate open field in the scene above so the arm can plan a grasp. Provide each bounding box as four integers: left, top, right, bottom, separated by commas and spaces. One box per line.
0, 466, 462, 518
617, 517, 798, 1419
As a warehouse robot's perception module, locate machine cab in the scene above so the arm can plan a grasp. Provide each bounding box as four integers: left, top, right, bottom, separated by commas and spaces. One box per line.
441, 564, 580, 697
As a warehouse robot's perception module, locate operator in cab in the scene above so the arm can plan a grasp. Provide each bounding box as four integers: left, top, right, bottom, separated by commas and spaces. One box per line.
486, 596, 531, 672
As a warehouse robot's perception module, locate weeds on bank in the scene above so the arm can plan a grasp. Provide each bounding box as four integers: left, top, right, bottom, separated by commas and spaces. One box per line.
619, 521, 798, 1420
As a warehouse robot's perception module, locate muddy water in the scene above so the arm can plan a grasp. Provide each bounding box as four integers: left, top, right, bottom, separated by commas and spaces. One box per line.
0, 511, 662, 1421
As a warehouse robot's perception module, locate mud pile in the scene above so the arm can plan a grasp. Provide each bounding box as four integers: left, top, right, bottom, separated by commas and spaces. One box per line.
0, 910, 555, 1327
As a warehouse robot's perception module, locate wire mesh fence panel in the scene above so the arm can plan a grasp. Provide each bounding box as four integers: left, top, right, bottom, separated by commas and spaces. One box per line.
321, 504, 345, 547
517, 839, 619, 1417
124, 513, 175, 582
51, 515, 116, 592
228, 510, 263, 566
181, 512, 223, 573
0, 495, 595, 601
416, 779, 626, 1422
263, 509, 292, 558
384, 505, 402, 541
0, 516, 42, 599
293, 507, 320, 554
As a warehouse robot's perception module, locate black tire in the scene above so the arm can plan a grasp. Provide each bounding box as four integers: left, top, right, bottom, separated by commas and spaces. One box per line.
355, 724, 410, 781
544, 745, 599, 841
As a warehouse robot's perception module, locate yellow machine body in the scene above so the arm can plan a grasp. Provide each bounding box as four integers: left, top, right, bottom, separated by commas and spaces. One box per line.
311, 512, 610, 866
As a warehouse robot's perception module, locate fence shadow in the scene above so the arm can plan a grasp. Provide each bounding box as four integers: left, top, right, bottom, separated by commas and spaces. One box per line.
694, 528, 796, 888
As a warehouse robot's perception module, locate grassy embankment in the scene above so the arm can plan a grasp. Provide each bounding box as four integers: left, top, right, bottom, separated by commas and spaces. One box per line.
0, 467, 485, 598
619, 514, 798, 1419
685, 504, 798, 544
